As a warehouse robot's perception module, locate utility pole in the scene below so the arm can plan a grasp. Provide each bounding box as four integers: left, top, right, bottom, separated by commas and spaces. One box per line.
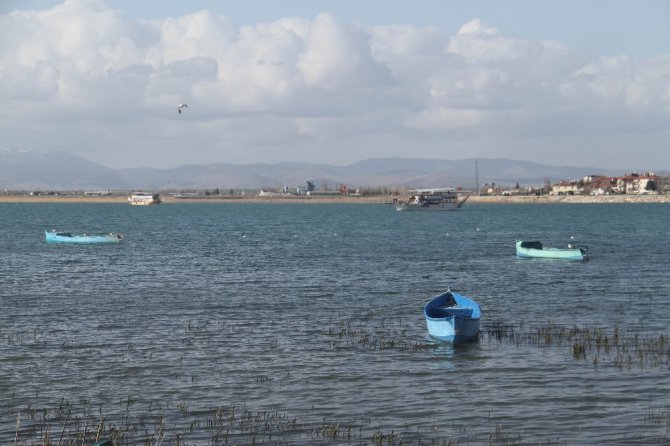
475, 159, 480, 196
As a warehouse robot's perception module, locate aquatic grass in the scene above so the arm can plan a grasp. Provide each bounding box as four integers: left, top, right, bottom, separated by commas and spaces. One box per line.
325, 315, 439, 353
3, 317, 669, 444
487, 425, 521, 445
646, 409, 670, 433
481, 320, 670, 369
3, 395, 567, 445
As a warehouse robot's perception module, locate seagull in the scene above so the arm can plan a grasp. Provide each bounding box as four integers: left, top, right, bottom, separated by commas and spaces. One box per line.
177, 103, 188, 114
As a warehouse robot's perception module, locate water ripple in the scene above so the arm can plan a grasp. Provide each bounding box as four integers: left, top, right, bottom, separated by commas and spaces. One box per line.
1, 202, 669, 444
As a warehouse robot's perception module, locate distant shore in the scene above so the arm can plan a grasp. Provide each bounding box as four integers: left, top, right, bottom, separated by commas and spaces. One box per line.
1, 193, 669, 204
467, 194, 670, 204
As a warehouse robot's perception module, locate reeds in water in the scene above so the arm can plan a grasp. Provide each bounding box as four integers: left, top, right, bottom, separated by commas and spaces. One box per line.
482, 319, 670, 368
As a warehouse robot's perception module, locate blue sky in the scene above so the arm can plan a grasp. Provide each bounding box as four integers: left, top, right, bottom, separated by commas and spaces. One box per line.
1, 0, 669, 170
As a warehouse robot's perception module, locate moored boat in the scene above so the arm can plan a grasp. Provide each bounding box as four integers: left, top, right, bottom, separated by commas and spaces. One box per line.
45, 230, 123, 244
395, 188, 468, 211
515, 240, 587, 260
128, 192, 161, 205
424, 290, 481, 343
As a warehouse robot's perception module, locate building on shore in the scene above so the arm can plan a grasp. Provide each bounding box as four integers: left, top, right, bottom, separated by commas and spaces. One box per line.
550, 173, 663, 196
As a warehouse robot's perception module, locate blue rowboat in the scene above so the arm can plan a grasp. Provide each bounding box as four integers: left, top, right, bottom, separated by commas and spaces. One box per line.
45, 230, 123, 244
515, 240, 587, 260
424, 290, 481, 343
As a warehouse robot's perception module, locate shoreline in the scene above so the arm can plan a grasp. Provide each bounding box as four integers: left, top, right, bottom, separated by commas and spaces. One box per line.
0, 194, 668, 204
467, 194, 670, 204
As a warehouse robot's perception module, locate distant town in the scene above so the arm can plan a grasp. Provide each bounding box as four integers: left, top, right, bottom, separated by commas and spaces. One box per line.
481, 172, 667, 197
3, 171, 669, 199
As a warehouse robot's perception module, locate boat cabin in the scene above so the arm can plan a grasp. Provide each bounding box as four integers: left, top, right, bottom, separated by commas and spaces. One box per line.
519, 241, 543, 250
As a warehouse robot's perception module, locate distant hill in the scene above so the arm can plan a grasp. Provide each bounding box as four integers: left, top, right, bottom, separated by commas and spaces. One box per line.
0, 148, 640, 191
0, 149, 130, 190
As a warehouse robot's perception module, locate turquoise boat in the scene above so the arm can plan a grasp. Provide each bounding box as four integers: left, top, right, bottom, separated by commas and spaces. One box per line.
515, 240, 587, 260
424, 290, 481, 343
45, 230, 123, 244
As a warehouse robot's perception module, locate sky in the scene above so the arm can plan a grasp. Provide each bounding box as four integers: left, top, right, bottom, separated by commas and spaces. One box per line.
1, 0, 669, 170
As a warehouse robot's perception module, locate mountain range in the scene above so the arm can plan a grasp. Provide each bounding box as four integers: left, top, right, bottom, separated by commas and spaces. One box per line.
0, 148, 642, 191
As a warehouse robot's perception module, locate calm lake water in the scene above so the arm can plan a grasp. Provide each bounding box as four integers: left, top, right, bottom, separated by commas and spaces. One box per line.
1, 202, 669, 445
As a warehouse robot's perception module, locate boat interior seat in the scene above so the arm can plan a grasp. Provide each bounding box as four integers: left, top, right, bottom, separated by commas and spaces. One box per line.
430, 306, 473, 318
520, 241, 543, 250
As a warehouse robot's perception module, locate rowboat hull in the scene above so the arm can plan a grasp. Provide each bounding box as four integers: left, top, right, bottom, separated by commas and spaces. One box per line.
45, 231, 122, 244
515, 240, 586, 260
424, 291, 481, 343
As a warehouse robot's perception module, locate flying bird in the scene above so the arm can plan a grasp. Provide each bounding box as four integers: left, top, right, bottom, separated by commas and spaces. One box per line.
177, 103, 188, 114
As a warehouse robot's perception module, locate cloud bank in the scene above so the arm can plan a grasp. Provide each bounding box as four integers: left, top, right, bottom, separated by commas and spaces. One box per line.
1, 0, 669, 169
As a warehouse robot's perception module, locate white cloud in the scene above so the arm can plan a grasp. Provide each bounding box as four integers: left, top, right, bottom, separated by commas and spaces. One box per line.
561, 55, 670, 114
296, 13, 391, 90
158, 10, 236, 65
448, 19, 530, 63
0, 1, 669, 170
405, 107, 485, 129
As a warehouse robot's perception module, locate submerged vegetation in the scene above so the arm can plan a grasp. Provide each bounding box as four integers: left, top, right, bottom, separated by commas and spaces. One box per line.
1, 397, 539, 445
323, 314, 670, 370
482, 320, 670, 369
3, 316, 670, 445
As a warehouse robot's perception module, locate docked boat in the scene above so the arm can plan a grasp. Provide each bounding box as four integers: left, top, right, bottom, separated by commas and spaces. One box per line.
424, 290, 481, 343
45, 230, 123, 244
515, 240, 587, 260
395, 188, 468, 211
128, 192, 161, 205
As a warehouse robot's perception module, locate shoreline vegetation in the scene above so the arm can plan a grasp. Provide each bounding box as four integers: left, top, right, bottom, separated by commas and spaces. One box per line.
1, 193, 669, 204
4, 319, 670, 445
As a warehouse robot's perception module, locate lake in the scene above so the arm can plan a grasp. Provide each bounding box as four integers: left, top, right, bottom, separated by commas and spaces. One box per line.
1, 202, 669, 444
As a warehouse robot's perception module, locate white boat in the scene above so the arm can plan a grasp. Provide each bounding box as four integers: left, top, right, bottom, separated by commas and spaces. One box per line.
128, 192, 161, 205
395, 188, 468, 211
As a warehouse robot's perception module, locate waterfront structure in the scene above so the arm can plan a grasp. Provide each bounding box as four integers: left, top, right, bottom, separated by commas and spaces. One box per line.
128, 192, 161, 205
